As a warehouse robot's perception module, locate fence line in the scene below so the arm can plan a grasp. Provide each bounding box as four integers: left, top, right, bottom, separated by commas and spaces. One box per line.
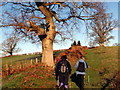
2, 58, 40, 76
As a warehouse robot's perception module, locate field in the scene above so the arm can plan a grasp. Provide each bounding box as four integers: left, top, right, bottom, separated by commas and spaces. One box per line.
84, 46, 119, 88
1, 46, 119, 89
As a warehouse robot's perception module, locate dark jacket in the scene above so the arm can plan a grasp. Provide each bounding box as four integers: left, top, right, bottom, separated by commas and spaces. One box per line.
55, 59, 72, 80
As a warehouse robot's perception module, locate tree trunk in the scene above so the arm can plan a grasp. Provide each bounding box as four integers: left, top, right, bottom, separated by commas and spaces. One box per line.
38, 5, 56, 67
100, 43, 104, 46
9, 52, 12, 55
41, 28, 56, 67
41, 38, 54, 66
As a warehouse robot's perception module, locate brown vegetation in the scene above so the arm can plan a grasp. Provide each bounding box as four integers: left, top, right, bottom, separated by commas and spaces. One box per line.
55, 45, 88, 63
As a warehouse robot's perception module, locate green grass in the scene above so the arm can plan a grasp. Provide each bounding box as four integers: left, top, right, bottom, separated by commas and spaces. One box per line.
2, 65, 55, 88
2, 46, 119, 88
84, 46, 119, 88
54, 50, 65, 56
2, 54, 42, 71
2, 50, 65, 66
2, 55, 42, 65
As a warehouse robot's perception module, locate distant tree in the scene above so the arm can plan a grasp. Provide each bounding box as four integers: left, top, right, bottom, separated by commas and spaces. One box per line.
88, 41, 96, 47
77, 41, 81, 46
1, 32, 21, 55
72, 40, 77, 46
88, 12, 117, 46
113, 43, 120, 46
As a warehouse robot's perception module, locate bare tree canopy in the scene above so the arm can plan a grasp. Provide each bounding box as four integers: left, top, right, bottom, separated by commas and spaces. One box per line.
1, 1, 107, 66
1, 32, 21, 56
88, 12, 117, 46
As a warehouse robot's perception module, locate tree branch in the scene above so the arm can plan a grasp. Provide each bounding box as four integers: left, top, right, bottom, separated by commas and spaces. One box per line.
53, 14, 94, 22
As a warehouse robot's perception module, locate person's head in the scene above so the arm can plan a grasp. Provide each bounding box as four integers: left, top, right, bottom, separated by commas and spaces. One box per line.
80, 55, 85, 60
61, 55, 67, 60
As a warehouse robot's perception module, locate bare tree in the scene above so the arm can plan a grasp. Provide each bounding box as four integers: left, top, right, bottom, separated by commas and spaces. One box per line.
88, 9, 117, 46
1, 2, 106, 66
113, 43, 120, 46
71, 40, 77, 46
77, 41, 81, 46
1, 32, 21, 56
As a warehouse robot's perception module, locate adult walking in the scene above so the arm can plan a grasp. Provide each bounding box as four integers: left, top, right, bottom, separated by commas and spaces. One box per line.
74, 55, 88, 90
55, 55, 72, 89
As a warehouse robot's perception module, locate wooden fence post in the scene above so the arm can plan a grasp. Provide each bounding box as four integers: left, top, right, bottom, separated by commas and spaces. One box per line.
88, 75, 90, 83
20, 64, 22, 69
8, 64, 11, 75
36, 58, 38, 64
9, 64, 13, 75
24, 60, 26, 67
6, 64, 9, 75
31, 59, 33, 65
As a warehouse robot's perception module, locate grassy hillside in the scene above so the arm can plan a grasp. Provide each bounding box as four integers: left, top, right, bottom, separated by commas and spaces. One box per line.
2, 50, 65, 65
84, 46, 119, 88
2, 46, 119, 88
2, 55, 42, 65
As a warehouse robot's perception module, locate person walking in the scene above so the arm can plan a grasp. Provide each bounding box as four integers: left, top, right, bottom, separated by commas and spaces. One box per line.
74, 55, 88, 90
55, 55, 72, 89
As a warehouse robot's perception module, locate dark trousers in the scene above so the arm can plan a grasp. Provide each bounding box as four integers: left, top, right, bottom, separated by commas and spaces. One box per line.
59, 74, 69, 88
76, 74, 84, 90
